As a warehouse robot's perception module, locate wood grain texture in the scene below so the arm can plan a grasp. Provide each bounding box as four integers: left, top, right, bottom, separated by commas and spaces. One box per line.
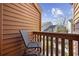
0, 4, 1, 55
46, 36, 48, 56
51, 37, 53, 56
61, 39, 65, 56
69, 40, 73, 56
0, 3, 3, 56
72, 3, 79, 38
55, 38, 58, 56
1, 3, 41, 56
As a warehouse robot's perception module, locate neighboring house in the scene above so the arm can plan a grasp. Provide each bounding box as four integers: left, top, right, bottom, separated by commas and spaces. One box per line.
0, 3, 41, 55
72, 3, 79, 34
42, 22, 53, 32
42, 22, 67, 33
75, 21, 79, 33
66, 19, 72, 33
71, 3, 79, 55
43, 25, 56, 32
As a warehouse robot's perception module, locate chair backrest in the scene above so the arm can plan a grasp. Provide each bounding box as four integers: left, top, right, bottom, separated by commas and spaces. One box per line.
20, 30, 30, 47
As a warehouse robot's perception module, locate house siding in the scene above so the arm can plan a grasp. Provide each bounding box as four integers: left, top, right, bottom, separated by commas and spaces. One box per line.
72, 3, 79, 33
0, 3, 41, 55
0, 4, 3, 55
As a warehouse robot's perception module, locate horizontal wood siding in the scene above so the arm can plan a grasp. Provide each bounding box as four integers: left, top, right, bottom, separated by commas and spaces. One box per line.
75, 22, 79, 33
2, 3, 41, 55
73, 3, 79, 33
0, 4, 3, 55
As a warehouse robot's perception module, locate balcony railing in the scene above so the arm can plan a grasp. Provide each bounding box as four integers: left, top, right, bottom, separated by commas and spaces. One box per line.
33, 32, 79, 56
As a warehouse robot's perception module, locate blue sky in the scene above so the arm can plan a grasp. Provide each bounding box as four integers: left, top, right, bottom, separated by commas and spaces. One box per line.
39, 3, 73, 25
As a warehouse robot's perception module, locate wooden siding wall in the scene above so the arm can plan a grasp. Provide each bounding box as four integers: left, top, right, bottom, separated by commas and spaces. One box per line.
73, 3, 79, 33
75, 22, 79, 33
0, 3, 41, 56
0, 4, 3, 55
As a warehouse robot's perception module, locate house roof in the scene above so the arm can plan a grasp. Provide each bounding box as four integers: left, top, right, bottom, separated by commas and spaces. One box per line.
44, 25, 56, 31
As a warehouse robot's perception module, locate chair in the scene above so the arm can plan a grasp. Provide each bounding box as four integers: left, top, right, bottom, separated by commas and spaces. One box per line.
20, 30, 41, 55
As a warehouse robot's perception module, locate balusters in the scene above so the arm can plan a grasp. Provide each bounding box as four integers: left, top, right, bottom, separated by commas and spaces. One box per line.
61, 38, 65, 56
43, 35, 45, 55
46, 36, 49, 56
35, 34, 36, 41
69, 40, 73, 56
33, 32, 79, 56
39, 35, 41, 42
55, 38, 58, 56
39, 35, 41, 54
37, 34, 39, 42
51, 37, 53, 56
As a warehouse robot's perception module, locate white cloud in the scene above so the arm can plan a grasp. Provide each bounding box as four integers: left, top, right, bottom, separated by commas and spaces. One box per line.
42, 8, 65, 25
51, 8, 56, 16
57, 9, 63, 15
51, 8, 64, 17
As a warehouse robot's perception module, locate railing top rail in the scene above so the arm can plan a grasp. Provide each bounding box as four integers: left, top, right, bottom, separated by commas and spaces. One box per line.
33, 32, 79, 41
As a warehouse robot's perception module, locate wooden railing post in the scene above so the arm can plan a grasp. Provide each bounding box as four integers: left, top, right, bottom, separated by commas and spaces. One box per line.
61, 38, 65, 56
33, 32, 79, 56
46, 36, 49, 56
51, 37, 53, 56
35, 34, 36, 41
56, 38, 58, 56
69, 40, 73, 56
39, 35, 41, 54
43, 35, 45, 56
